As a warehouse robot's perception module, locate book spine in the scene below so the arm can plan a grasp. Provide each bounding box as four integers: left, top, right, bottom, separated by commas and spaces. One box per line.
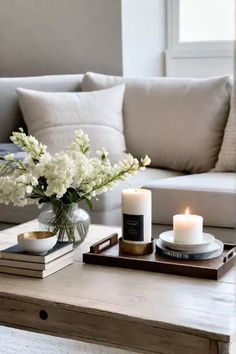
156, 247, 216, 260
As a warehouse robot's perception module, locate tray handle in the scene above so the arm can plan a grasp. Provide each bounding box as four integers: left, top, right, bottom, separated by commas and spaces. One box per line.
90, 233, 118, 254
223, 247, 236, 264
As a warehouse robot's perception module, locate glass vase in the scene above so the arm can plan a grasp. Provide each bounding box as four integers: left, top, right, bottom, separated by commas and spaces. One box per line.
38, 202, 90, 246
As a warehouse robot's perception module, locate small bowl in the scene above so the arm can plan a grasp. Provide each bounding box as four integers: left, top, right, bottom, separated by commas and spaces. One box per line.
17, 231, 57, 255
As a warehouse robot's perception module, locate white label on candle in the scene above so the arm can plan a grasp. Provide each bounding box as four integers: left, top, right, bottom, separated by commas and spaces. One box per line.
121, 188, 152, 244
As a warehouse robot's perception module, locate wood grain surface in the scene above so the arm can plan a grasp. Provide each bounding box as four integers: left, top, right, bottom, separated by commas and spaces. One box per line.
0, 221, 235, 354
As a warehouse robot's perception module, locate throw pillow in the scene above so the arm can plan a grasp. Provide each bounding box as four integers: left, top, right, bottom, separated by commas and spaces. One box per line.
17, 85, 126, 161
214, 86, 236, 171
82, 72, 231, 173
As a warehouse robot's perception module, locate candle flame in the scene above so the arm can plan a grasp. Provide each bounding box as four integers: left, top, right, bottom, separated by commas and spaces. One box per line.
185, 207, 190, 216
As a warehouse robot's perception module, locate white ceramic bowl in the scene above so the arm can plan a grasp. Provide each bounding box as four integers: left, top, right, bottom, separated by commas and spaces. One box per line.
159, 230, 215, 252
17, 231, 57, 254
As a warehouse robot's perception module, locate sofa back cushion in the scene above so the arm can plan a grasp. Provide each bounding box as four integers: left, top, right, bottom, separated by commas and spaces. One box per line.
0, 74, 83, 142
82, 72, 231, 173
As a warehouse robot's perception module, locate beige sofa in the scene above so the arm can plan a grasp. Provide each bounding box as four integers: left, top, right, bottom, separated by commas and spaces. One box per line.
0, 73, 235, 242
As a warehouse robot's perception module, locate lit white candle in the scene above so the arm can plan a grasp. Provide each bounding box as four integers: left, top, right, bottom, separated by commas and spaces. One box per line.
121, 188, 152, 244
173, 208, 203, 244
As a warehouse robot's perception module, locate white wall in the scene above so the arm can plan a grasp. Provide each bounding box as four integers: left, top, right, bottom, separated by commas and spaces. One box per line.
121, 0, 166, 77
166, 56, 234, 78
0, 0, 123, 77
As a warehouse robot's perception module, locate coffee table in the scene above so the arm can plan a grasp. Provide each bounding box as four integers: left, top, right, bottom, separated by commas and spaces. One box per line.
0, 221, 235, 354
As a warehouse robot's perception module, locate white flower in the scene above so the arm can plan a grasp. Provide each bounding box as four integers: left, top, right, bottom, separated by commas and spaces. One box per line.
0, 128, 151, 206
10, 129, 47, 161
141, 155, 151, 167
4, 154, 14, 162
34, 152, 75, 198
67, 129, 90, 156
96, 148, 109, 160
67, 150, 92, 188
16, 174, 38, 186
0, 175, 37, 206
25, 185, 33, 194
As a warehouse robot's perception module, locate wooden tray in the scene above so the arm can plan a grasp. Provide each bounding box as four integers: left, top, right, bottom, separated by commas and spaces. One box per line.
83, 233, 236, 280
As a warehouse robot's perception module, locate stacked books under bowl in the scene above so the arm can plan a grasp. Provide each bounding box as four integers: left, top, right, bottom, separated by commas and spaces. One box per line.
156, 231, 224, 261
0, 231, 74, 278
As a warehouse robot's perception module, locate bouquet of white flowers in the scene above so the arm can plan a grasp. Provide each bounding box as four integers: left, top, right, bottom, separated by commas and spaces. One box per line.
0, 129, 150, 244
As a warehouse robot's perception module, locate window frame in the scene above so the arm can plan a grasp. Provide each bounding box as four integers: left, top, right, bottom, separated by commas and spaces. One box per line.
167, 0, 234, 59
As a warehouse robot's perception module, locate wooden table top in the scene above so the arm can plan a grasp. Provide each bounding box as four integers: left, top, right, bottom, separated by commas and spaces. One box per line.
0, 221, 236, 345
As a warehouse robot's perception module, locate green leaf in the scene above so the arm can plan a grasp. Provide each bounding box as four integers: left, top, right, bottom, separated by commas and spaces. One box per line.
61, 188, 79, 204
85, 198, 93, 210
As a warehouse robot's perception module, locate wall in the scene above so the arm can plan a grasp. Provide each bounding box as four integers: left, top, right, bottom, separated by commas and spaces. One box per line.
0, 0, 123, 77
166, 55, 234, 78
0, 0, 166, 78
121, 0, 166, 77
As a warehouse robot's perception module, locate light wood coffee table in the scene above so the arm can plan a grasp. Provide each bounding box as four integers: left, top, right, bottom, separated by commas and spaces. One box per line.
0, 221, 235, 354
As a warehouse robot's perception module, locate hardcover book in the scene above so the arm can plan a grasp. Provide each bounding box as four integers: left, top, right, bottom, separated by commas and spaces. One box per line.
0, 255, 74, 278
0, 250, 74, 270
156, 239, 223, 260
0, 242, 73, 263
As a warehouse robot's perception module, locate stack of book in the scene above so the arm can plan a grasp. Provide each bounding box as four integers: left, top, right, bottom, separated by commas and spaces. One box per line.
156, 238, 224, 260
0, 242, 74, 278
156, 231, 224, 261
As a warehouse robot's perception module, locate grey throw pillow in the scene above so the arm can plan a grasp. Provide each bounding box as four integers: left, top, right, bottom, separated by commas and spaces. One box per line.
17, 85, 126, 162
82, 72, 231, 173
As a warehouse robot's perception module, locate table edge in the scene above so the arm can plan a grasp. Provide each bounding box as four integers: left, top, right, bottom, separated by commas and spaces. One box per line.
0, 291, 232, 343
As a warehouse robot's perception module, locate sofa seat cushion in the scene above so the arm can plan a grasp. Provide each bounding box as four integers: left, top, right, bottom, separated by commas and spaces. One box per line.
87, 167, 184, 213
82, 72, 231, 173
144, 172, 236, 228
0, 204, 40, 225
0, 168, 184, 225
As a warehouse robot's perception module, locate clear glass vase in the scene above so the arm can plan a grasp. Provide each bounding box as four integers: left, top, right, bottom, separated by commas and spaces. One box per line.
38, 202, 90, 246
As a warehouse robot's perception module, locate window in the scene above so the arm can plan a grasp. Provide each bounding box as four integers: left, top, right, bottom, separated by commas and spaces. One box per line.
166, 0, 235, 77
168, 0, 235, 54
179, 0, 234, 43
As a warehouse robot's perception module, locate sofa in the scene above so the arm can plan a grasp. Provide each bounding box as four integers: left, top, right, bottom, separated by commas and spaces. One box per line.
0, 72, 235, 243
